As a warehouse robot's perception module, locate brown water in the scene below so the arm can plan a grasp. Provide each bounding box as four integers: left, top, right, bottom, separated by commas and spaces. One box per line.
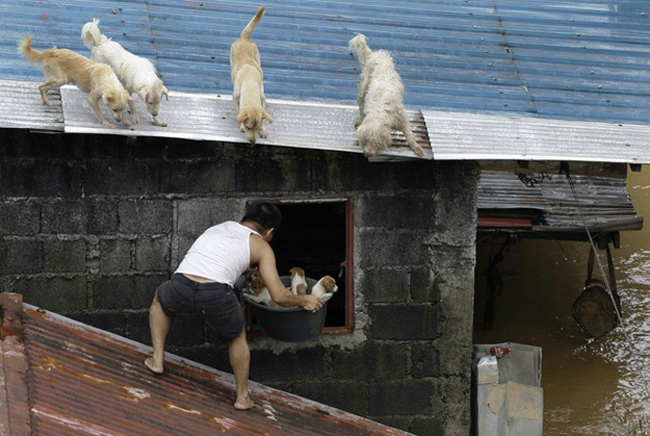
473, 169, 650, 435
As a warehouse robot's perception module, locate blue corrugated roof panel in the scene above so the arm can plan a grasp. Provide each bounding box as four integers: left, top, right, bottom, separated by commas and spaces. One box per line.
1, 0, 650, 125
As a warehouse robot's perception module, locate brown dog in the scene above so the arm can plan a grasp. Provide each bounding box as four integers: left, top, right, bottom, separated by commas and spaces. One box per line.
18, 35, 132, 128
230, 5, 273, 143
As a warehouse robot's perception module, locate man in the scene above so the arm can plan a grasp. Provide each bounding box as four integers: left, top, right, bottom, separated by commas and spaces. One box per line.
144, 201, 324, 410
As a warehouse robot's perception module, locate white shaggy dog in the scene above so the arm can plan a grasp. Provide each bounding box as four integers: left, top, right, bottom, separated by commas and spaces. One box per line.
81, 19, 169, 127
349, 33, 423, 157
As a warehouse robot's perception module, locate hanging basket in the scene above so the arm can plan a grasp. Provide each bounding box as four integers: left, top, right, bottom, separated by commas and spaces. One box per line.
572, 244, 621, 339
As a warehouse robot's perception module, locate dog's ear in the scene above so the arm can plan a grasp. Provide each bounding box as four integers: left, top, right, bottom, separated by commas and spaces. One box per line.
262, 110, 273, 123
106, 92, 115, 103
162, 86, 169, 101
237, 112, 248, 124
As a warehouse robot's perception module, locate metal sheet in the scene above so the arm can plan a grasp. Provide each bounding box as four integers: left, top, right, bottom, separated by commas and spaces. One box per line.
424, 110, 650, 164
478, 171, 639, 229
0, 299, 415, 436
60, 85, 433, 159
2, 0, 650, 126
0, 80, 63, 131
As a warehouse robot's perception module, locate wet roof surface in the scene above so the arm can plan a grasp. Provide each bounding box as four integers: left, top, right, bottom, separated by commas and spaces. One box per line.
0, 293, 413, 436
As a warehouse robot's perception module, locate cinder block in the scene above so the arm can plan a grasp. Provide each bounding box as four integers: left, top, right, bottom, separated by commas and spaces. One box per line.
369, 380, 437, 415
250, 348, 325, 382
0, 202, 40, 236
160, 160, 235, 194
411, 267, 442, 304
135, 236, 171, 272
118, 200, 172, 234
93, 274, 166, 310
84, 160, 159, 195
293, 381, 368, 416
1, 160, 82, 197
100, 239, 132, 273
410, 417, 445, 436
360, 194, 437, 229
412, 342, 441, 378
361, 269, 409, 303
358, 229, 427, 268
364, 342, 409, 380
69, 311, 127, 337
44, 238, 87, 273
0, 239, 43, 274
9, 276, 87, 313
176, 199, 245, 238
368, 304, 439, 340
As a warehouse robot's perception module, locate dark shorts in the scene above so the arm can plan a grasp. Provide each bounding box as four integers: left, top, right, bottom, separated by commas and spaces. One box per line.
157, 274, 244, 342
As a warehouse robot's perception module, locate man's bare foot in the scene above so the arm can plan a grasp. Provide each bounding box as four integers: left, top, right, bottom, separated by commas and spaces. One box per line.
234, 396, 255, 410
144, 357, 164, 374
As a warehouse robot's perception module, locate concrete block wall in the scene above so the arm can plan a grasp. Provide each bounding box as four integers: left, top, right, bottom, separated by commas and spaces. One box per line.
0, 128, 479, 436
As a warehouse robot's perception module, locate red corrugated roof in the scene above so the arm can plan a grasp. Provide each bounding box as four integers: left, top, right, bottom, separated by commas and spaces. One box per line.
0, 293, 413, 436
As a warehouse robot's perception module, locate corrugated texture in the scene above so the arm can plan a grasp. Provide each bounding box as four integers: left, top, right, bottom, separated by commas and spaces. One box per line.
2, 0, 650, 162
0, 80, 63, 131
424, 109, 650, 163
478, 171, 642, 230
59, 84, 433, 158
0, 300, 414, 436
2, 0, 650, 123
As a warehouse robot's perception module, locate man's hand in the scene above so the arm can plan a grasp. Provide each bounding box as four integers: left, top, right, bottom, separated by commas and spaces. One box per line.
301, 294, 324, 312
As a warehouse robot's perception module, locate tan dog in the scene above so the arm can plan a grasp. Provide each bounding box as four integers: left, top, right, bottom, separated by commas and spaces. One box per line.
18, 35, 132, 129
230, 5, 273, 143
289, 267, 308, 296
349, 33, 424, 157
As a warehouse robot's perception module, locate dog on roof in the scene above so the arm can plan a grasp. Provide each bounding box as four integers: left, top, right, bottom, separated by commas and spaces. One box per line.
81, 18, 169, 127
230, 5, 273, 144
349, 33, 423, 158
18, 35, 132, 129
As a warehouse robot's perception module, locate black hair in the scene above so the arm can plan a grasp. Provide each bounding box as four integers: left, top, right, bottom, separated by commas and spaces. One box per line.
241, 201, 282, 231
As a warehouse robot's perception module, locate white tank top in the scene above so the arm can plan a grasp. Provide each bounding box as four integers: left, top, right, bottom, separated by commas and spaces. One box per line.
175, 221, 261, 286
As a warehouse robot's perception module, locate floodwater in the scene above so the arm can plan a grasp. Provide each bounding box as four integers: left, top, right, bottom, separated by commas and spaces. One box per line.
473, 169, 650, 435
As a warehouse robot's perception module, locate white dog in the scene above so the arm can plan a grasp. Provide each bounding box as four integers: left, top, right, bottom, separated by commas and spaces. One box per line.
82, 19, 169, 127
230, 5, 273, 143
349, 33, 423, 157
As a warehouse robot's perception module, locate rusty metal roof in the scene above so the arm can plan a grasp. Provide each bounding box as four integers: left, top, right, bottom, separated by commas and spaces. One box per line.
0, 293, 413, 436
477, 170, 643, 234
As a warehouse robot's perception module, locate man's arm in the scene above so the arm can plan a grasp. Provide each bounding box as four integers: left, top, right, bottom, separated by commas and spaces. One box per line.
250, 235, 324, 311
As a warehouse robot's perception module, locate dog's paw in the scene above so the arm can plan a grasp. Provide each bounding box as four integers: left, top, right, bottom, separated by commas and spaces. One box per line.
42, 100, 52, 106
412, 145, 424, 157
101, 122, 115, 129
155, 121, 168, 128
258, 129, 268, 139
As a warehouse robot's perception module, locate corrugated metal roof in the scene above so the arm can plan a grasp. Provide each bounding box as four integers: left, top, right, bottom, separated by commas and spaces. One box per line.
477, 170, 642, 232
1, 0, 650, 162
0, 293, 413, 436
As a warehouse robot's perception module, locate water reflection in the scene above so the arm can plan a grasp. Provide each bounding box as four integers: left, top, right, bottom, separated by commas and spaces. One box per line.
473, 170, 650, 435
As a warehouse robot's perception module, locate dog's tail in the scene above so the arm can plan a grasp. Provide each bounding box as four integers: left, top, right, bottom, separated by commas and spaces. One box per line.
17, 35, 45, 64
81, 18, 110, 49
239, 5, 266, 39
349, 33, 373, 66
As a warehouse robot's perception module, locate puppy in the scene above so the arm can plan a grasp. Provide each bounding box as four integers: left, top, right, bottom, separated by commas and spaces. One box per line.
82, 19, 169, 127
230, 5, 273, 143
311, 276, 338, 301
349, 33, 424, 157
289, 267, 308, 296
243, 276, 278, 307
18, 35, 132, 129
